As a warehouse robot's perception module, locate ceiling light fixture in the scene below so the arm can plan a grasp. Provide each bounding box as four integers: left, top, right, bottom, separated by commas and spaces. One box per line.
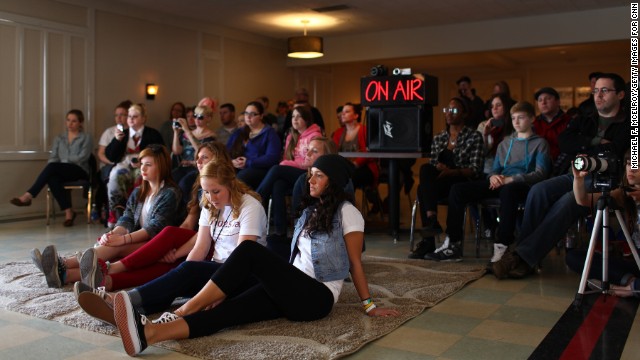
287, 20, 323, 59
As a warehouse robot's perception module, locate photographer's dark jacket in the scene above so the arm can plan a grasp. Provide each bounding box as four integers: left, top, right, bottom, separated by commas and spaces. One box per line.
556, 110, 629, 171
105, 126, 164, 164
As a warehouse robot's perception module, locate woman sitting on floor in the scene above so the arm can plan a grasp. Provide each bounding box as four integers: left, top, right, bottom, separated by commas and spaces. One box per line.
74, 142, 231, 293
30, 144, 182, 288
76, 157, 267, 326
82, 154, 399, 356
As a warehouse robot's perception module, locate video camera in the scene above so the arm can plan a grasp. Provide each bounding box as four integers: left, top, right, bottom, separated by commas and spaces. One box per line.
573, 151, 621, 192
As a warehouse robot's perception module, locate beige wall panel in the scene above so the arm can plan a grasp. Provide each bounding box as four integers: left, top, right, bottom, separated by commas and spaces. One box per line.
203, 57, 221, 106
0, 25, 17, 150
23, 28, 44, 149
202, 33, 221, 52
70, 36, 87, 117
46, 32, 65, 145
222, 38, 293, 112
0, 0, 87, 27
94, 11, 199, 132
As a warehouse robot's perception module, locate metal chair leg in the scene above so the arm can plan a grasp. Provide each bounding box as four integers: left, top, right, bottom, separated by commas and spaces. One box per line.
409, 199, 419, 252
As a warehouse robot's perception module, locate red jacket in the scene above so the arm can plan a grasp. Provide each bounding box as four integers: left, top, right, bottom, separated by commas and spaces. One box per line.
332, 125, 379, 185
533, 111, 570, 161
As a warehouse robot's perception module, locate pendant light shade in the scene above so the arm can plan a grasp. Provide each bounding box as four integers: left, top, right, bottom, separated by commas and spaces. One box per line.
288, 20, 324, 59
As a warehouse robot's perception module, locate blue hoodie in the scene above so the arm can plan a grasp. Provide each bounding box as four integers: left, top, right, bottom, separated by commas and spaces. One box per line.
490, 133, 551, 185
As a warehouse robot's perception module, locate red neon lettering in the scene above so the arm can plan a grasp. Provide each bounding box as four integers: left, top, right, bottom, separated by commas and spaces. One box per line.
410, 79, 424, 101
365, 80, 390, 102
364, 81, 378, 102
392, 81, 408, 101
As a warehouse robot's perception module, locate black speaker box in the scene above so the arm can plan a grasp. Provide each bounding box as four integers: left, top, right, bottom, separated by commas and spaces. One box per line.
366, 106, 433, 152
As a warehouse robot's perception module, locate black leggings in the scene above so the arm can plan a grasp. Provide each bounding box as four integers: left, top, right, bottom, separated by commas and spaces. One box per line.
184, 241, 335, 339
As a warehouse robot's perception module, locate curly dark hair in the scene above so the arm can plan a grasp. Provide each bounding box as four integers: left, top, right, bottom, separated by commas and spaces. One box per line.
299, 175, 355, 236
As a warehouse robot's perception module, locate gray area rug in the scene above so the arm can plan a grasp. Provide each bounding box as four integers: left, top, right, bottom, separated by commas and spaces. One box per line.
0, 256, 484, 359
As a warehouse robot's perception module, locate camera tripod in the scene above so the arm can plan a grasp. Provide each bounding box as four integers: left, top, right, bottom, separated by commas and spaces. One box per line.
573, 192, 640, 307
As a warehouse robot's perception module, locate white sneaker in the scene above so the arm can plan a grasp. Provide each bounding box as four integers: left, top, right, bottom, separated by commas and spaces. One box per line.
491, 243, 508, 263
151, 312, 179, 324
433, 236, 451, 254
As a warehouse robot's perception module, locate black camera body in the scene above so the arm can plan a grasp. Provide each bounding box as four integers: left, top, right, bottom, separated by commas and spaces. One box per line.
172, 119, 182, 129
573, 151, 621, 192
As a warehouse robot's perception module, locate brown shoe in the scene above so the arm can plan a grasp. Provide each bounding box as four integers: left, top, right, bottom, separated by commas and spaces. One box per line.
508, 254, 534, 279
63, 212, 77, 227
492, 250, 517, 279
10, 198, 31, 206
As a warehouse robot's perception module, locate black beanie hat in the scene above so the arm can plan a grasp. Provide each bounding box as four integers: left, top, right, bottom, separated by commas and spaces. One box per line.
311, 154, 354, 189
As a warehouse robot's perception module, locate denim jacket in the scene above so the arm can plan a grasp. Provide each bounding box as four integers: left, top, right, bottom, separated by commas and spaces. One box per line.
289, 202, 350, 282
116, 185, 183, 238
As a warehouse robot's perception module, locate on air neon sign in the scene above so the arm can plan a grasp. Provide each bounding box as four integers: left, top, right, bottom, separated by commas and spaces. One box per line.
360, 74, 438, 107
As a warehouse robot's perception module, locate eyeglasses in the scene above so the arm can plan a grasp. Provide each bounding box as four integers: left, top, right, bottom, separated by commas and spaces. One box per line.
442, 107, 459, 115
194, 114, 206, 120
592, 87, 616, 95
242, 111, 260, 118
115, 113, 127, 117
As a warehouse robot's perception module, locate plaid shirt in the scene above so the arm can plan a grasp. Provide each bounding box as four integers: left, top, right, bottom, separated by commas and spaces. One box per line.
429, 126, 484, 178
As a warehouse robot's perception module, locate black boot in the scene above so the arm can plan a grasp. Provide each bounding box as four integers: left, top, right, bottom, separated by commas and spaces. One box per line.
408, 237, 435, 259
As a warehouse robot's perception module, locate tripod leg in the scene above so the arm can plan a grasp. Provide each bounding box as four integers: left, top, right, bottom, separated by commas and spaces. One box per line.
574, 209, 604, 307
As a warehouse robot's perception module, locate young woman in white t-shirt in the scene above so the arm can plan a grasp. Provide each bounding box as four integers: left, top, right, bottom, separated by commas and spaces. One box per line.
77, 158, 266, 325
109, 154, 399, 356
73, 142, 232, 293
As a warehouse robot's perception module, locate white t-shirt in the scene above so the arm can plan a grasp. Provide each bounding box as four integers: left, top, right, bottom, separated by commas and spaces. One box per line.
198, 193, 266, 262
99, 125, 117, 147
293, 202, 364, 303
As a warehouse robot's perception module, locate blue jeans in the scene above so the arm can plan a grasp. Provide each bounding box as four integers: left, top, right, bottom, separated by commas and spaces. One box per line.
256, 165, 305, 235
446, 179, 530, 246
236, 168, 269, 190
129, 261, 224, 315
516, 174, 589, 267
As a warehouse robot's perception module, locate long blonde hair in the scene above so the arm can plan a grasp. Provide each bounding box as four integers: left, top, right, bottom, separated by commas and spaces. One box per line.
186, 142, 233, 212
200, 160, 260, 222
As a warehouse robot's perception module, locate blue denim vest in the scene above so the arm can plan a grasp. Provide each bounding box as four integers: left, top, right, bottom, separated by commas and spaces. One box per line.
290, 203, 350, 282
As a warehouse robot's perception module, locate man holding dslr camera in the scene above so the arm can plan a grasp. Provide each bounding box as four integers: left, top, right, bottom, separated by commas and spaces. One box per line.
493, 73, 630, 279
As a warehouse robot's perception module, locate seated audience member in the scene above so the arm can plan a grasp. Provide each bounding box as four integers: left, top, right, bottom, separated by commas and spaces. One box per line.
332, 102, 381, 212
484, 80, 514, 119
96, 100, 133, 219
256, 105, 322, 242
409, 97, 484, 259
227, 101, 281, 189
290, 136, 340, 217
84, 155, 398, 356
74, 142, 231, 293
493, 73, 631, 279
159, 102, 186, 152
577, 71, 603, 119
426, 102, 550, 262
172, 105, 216, 201
30, 145, 181, 288
532, 87, 571, 162
566, 149, 640, 296
274, 100, 289, 140
104, 104, 164, 224
477, 94, 515, 175
10, 109, 93, 227
216, 103, 238, 146
77, 157, 267, 327
282, 88, 325, 135
456, 76, 485, 129
255, 96, 278, 128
